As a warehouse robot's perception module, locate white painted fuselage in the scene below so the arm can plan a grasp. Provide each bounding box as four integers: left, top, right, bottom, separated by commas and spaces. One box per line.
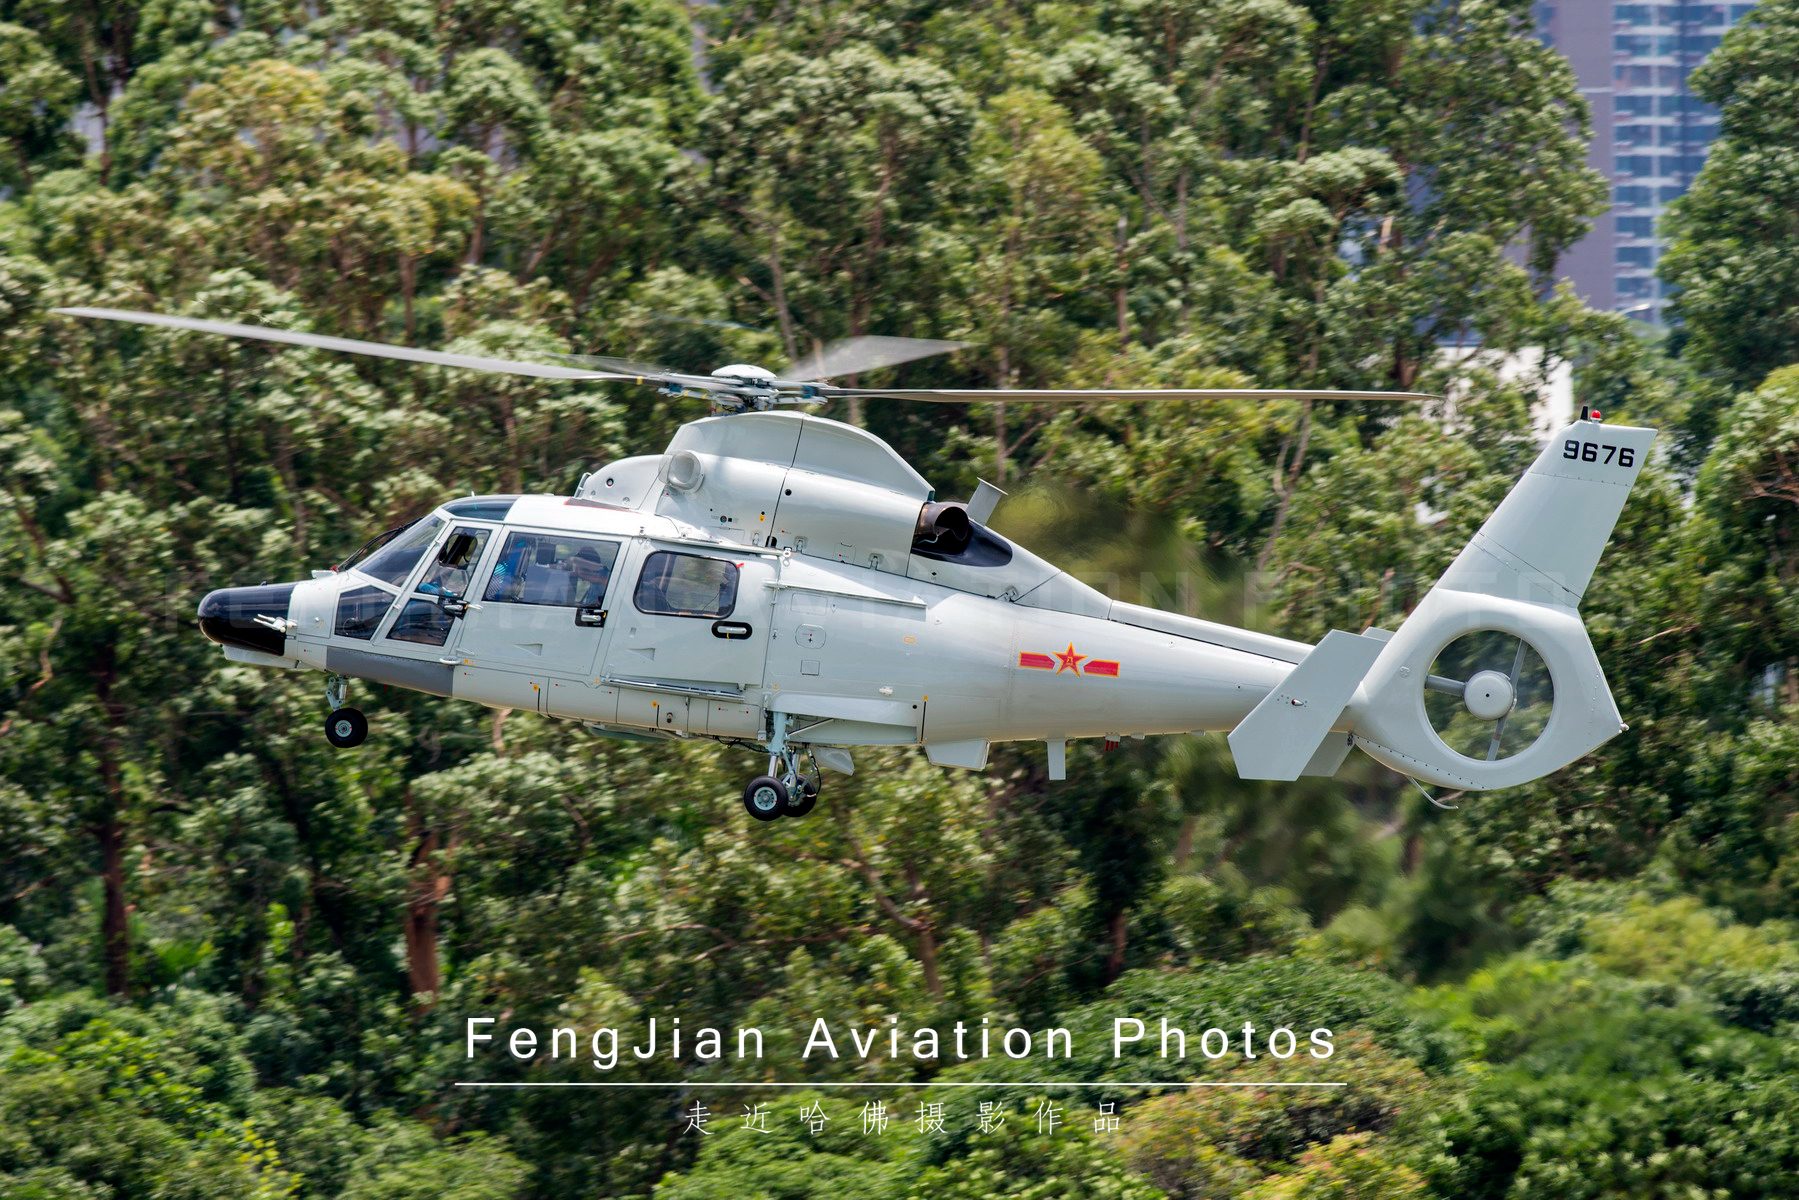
245, 493, 1296, 761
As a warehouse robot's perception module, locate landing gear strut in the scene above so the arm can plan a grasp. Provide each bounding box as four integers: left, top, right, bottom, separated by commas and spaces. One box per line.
742, 713, 821, 821
323, 675, 367, 749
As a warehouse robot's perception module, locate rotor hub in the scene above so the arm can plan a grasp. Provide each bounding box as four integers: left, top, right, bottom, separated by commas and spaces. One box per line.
1462, 669, 1516, 721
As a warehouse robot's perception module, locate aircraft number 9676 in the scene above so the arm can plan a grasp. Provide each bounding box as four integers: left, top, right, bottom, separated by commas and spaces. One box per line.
1565, 440, 1635, 468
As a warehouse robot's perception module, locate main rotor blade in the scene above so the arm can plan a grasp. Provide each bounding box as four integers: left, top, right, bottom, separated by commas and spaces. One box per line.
821, 387, 1439, 403
540, 350, 692, 379
52, 307, 626, 381
787, 336, 977, 381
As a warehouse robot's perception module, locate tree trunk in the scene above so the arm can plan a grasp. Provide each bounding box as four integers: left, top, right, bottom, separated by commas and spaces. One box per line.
403, 844, 442, 1005
499, 393, 520, 492
1115, 216, 1131, 344
766, 223, 799, 364
1105, 909, 1128, 982
1254, 398, 1315, 575
404, 819, 457, 1011
99, 812, 130, 996
915, 923, 942, 997
400, 254, 418, 342
994, 344, 1011, 485
93, 648, 131, 996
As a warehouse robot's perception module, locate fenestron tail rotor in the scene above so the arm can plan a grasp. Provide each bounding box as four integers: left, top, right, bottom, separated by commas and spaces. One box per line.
1423, 630, 1555, 762
50, 308, 1438, 410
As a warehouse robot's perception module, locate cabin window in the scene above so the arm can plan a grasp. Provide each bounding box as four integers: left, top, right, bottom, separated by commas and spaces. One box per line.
482, 532, 620, 607
634, 551, 738, 618
335, 585, 395, 640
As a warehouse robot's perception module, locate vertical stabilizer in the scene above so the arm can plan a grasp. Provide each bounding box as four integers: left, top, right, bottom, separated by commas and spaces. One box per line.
1437, 418, 1657, 607
1337, 417, 1656, 791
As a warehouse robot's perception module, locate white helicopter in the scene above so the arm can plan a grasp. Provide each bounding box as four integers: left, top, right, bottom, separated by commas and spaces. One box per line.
56, 307, 1654, 821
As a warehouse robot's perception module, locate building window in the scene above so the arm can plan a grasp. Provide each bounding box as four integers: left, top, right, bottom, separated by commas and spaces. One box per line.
1675, 4, 1724, 22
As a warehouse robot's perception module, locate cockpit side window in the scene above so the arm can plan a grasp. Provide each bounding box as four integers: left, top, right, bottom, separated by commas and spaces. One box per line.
417, 525, 492, 598
385, 524, 494, 648
335, 584, 396, 640
633, 551, 738, 618
355, 516, 444, 587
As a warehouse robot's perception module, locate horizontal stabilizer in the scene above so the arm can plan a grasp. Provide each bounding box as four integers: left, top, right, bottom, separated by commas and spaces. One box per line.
1300, 733, 1355, 778
1229, 630, 1386, 780
926, 739, 990, 770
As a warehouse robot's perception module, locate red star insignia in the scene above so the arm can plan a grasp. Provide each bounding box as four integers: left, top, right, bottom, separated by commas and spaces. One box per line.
1053, 643, 1086, 675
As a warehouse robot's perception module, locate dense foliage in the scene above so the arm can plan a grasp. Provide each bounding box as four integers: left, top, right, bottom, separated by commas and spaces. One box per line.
1, 0, 1796, 1196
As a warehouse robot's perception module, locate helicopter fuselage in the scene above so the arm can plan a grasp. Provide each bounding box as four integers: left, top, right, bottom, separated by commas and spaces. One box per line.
199, 489, 1300, 769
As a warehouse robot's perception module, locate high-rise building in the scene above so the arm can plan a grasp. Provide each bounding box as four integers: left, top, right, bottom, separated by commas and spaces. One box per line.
1537, 2, 1759, 323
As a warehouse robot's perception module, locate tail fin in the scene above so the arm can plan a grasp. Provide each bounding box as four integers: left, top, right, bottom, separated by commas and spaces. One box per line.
1433, 418, 1656, 609
1340, 416, 1656, 790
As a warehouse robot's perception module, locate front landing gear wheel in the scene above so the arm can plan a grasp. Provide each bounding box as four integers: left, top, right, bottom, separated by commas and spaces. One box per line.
781, 773, 819, 818
743, 775, 788, 822
325, 707, 368, 749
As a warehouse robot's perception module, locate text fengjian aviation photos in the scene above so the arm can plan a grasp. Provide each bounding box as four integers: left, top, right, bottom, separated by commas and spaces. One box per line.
465, 1015, 1335, 1072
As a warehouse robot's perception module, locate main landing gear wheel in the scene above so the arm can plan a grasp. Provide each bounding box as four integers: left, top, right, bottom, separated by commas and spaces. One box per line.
325, 707, 368, 749
743, 775, 788, 822
780, 773, 819, 818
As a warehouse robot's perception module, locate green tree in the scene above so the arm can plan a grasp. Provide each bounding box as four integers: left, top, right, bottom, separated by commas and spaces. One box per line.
1663, 0, 1799, 391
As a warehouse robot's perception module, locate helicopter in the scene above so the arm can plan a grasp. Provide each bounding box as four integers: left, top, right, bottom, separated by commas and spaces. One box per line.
54, 306, 1655, 821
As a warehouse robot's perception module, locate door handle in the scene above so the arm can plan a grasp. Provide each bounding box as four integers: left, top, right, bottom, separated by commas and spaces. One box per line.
577, 607, 608, 628
712, 620, 753, 640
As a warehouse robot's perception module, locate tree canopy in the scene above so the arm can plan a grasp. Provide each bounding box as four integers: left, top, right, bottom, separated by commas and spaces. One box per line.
1, 0, 1797, 1197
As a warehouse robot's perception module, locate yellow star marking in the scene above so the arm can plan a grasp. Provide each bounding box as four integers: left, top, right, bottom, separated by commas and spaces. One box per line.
1054, 643, 1087, 675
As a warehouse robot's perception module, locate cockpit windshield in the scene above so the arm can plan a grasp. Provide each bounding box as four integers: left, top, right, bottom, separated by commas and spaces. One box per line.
336, 522, 409, 574
349, 516, 444, 587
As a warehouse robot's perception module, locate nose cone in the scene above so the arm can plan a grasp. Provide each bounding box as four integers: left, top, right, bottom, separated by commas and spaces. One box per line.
197, 583, 298, 656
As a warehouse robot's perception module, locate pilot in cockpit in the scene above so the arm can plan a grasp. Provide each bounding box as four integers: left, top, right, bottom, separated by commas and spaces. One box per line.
569, 547, 612, 606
